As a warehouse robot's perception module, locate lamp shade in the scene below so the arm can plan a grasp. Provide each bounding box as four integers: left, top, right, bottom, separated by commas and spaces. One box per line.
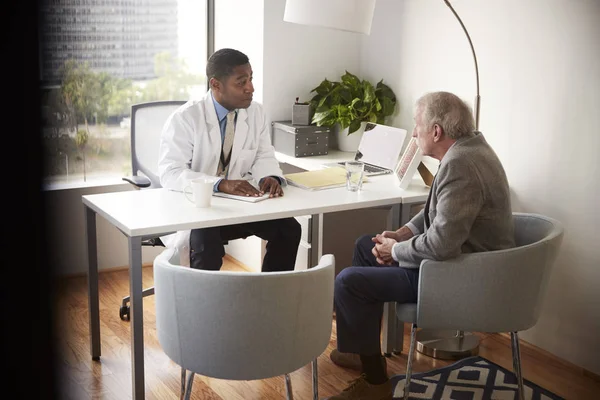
283, 0, 376, 35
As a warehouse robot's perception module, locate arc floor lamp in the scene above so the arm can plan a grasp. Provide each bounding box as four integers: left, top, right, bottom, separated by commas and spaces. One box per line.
283, 0, 481, 360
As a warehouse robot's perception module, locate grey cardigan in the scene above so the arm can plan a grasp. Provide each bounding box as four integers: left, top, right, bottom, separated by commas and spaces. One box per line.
393, 132, 515, 268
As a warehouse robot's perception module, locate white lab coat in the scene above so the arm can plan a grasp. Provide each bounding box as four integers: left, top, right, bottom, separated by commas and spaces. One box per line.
157, 91, 283, 265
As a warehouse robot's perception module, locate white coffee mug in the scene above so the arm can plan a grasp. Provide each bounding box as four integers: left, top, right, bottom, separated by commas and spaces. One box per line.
183, 178, 214, 208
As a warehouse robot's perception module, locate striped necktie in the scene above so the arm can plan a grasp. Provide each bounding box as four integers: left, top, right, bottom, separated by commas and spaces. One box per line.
218, 111, 236, 176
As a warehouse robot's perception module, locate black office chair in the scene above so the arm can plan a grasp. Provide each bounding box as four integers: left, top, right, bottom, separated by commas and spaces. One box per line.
119, 100, 186, 320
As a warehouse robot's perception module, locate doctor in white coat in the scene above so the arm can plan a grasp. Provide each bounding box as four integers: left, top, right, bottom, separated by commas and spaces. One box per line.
157, 48, 301, 271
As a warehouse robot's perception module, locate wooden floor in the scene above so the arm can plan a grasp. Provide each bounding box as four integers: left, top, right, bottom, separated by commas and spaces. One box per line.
51, 259, 600, 400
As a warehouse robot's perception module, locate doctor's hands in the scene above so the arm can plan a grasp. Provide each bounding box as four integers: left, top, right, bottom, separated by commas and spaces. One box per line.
218, 179, 262, 197
259, 177, 283, 197
217, 177, 283, 197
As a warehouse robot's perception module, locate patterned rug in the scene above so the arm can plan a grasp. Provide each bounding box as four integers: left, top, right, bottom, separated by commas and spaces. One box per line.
390, 356, 564, 399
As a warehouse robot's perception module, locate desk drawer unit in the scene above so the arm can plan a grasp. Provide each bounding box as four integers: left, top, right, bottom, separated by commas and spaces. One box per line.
272, 121, 330, 157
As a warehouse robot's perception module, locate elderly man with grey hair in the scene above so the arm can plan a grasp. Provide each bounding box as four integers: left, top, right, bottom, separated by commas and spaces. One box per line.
326, 91, 515, 400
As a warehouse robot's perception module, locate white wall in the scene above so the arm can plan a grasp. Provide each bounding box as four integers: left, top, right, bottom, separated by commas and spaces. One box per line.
214, 0, 264, 102
360, 0, 600, 375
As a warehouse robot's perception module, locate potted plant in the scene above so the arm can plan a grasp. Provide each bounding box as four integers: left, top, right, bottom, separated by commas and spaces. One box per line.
308, 71, 397, 151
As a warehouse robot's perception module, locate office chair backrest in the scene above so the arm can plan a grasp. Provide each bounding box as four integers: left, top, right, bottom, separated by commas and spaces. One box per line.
130, 101, 186, 188
416, 212, 564, 333
154, 247, 335, 381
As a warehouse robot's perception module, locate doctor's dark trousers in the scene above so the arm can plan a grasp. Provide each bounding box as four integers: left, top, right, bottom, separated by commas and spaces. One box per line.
335, 234, 420, 355
189, 217, 301, 272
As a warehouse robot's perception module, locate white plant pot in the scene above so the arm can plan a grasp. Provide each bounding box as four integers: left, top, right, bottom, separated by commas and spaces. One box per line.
337, 122, 366, 152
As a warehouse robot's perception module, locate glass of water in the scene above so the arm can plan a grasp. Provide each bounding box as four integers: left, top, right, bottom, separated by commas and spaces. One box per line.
345, 161, 365, 192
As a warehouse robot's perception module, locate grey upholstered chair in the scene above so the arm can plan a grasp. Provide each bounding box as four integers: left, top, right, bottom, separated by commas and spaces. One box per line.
153, 247, 335, 400
396, 212, 564, 400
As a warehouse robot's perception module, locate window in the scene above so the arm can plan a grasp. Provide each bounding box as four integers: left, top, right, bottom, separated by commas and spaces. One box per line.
40, 0, 210, 187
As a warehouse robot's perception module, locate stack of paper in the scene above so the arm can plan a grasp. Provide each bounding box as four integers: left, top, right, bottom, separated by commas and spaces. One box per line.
285, 167, 366, 190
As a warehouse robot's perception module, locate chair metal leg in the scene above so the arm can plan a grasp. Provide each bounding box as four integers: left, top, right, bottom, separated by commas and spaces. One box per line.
511, 332, 525, 400
182, 369, 195, 400
180, 368, 186, 400
311, 358, 318, 400
119, 287, 155, 321
403, 324, 417, 400
284, 373, 294, 400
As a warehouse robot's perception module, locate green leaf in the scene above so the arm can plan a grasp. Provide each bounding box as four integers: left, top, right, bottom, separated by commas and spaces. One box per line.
341, 71, 361, 87
376, 81, 397, 103
348, 120, 362, 134
312, 110, 331, 126
363, 81, 375, 103
380, 97, 395, 117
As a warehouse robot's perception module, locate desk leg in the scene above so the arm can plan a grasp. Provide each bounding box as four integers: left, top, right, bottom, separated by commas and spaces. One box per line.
309, 213, 323, 267
128, 236, 145, 400
400, 202, 412, 226
85, 206, 101, 360
382, 204, 404, 357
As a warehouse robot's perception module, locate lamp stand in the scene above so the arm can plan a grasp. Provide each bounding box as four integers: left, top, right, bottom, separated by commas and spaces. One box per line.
413, 0, 482, 360
415, 330, 479, 360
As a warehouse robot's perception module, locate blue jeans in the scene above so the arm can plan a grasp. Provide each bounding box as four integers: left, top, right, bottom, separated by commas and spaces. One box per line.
335, 234, 419, 355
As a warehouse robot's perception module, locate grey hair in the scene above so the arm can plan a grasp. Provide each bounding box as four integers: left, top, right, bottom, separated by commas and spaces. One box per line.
415, 92, 475, 139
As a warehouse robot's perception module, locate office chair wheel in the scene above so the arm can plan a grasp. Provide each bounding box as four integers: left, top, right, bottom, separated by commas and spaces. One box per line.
119, 305, 130, 321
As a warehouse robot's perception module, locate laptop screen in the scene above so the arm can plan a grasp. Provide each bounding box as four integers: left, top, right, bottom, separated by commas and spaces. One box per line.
354, 123, 407, 170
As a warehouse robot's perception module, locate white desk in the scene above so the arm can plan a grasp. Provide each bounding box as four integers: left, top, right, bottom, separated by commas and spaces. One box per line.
275, 150, 426, 224
83, 154, 429, 400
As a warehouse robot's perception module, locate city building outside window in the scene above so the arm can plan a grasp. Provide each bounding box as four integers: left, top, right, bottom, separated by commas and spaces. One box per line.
40, 0, 209, 188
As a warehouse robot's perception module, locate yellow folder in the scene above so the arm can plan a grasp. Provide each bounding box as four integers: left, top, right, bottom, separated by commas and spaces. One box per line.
284, 167, 366, 190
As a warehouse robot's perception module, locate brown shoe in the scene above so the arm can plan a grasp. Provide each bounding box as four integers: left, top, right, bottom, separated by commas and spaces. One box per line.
324, 374, 393, 400
330, 349, 387, 372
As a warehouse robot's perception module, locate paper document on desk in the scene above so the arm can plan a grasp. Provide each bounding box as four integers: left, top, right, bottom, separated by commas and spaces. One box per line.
284, 167, 367, 190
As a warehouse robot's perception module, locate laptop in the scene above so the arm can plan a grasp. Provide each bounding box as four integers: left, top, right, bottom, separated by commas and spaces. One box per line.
325, 122, 407, 176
